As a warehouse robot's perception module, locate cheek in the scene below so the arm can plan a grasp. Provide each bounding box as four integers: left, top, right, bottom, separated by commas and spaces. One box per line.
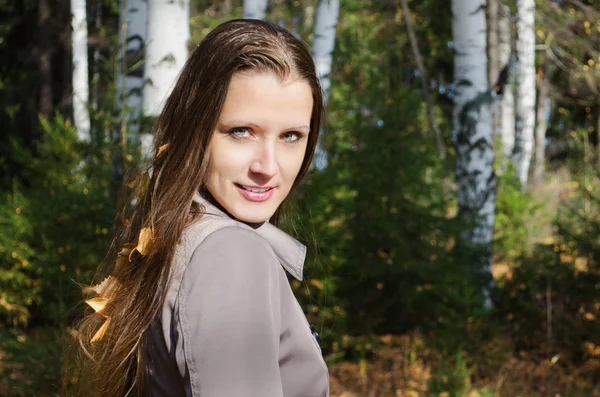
280, 147, 307, 183
207, 141, 245, 179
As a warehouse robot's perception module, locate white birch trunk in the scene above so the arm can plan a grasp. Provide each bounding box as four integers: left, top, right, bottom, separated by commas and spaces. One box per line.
501, 87, 515, 159
451, 0, 496, 280
514, 0, 536, 188
487, 0, 499, 87
71, 0, 90, 141
143, 0, 189, 157
312, 0, 339, 103
498, 4, 515, 165
312, 0, 339, 170
143, 0, 189, 117
487, 0, 500, 147
242, 0, 268, 20
117, 0, 148, 140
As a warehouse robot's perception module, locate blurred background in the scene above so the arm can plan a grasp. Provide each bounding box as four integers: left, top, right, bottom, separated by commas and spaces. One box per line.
0, 0, 599, 395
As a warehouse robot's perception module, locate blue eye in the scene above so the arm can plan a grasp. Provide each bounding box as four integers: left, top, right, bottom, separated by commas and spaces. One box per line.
282, 132, 301, 143
229, 127, 251, 139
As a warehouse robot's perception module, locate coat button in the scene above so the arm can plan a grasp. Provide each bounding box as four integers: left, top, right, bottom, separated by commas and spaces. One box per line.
309, 324, 322, 346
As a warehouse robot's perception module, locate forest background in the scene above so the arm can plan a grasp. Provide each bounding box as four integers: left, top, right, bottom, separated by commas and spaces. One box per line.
0, 0, 599, 396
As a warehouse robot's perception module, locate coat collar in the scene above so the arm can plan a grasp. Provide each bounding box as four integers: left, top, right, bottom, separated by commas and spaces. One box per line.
192, 191, 306, 281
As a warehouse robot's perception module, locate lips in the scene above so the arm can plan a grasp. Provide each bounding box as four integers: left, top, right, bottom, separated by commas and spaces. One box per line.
239, 185, 272, 193
235, 183, 275, 202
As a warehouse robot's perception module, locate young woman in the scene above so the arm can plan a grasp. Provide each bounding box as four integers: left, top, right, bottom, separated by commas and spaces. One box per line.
74, 19, 329, 397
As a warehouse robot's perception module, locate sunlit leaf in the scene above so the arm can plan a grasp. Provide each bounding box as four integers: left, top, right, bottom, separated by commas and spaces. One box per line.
85, 297, 108, 314
157, 143, 169, 157
91, 317, 111, 343
91, 275, 119, 298
129, 227, 153, 260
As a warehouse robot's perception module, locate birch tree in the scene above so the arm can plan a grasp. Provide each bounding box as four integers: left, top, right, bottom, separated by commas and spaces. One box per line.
143, 0, 190, 157
71, 0, 90, 142
312, 0, 338, 102
498, 4, 515, 166
312, 0, 339, 170
487, 0, 499, 89
117, 0, 148, 139
451, 0, 496, 284
113, 0, 148, 194
242, 0, 268, 20
513, 0, 536, 188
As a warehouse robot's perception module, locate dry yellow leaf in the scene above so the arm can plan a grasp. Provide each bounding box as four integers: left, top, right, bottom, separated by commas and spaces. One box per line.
157, 144, 169, 158
91, 317, 111, 343
91, 275, 120, 298
129, 227, 153, 260
86, 297, 108, 314
90, 276, 110, 296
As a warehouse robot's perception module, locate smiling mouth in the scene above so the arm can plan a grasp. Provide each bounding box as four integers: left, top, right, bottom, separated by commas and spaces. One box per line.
235, 183, 275, 202
236, 184, 274, 193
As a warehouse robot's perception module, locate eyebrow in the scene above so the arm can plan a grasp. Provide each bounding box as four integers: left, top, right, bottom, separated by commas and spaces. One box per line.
219, 120, 311, 134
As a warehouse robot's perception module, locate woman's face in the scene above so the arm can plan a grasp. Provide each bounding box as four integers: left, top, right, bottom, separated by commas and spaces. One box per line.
205, 71, 313, 223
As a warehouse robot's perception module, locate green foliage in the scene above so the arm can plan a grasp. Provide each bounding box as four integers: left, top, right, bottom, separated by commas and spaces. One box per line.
494, 167, 541, 262
0, 191, 37, 327
495, 174, 600, 368
0, 327, 64, 397
290, 0, 492, 357
0, 115, 115, 328
1, 0, 599, 394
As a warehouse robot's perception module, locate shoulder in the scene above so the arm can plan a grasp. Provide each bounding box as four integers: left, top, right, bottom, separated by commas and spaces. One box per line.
178, 225, 282, 318
169, 217, 280, 301
183, 223, 280, 285
195, 225, 276, 263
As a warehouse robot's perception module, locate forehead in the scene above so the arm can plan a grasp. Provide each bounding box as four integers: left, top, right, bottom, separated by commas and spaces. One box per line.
218, 72, 313, 129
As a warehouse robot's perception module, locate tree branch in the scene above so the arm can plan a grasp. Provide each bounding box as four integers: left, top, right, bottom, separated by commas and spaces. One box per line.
399, 0, 446, 160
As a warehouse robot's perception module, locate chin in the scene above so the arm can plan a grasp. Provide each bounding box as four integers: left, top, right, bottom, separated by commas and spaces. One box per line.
234, 212, 272, 224
231, 204, 275, 224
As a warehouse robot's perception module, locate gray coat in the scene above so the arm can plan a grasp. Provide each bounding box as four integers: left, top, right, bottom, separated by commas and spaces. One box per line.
144, 192, 330, 396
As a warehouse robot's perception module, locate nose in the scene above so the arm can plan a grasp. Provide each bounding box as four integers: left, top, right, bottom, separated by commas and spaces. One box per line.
249, 142, 278, 178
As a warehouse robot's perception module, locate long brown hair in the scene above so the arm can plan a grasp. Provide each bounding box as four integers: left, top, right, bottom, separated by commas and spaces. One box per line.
70, 19, 323, 396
